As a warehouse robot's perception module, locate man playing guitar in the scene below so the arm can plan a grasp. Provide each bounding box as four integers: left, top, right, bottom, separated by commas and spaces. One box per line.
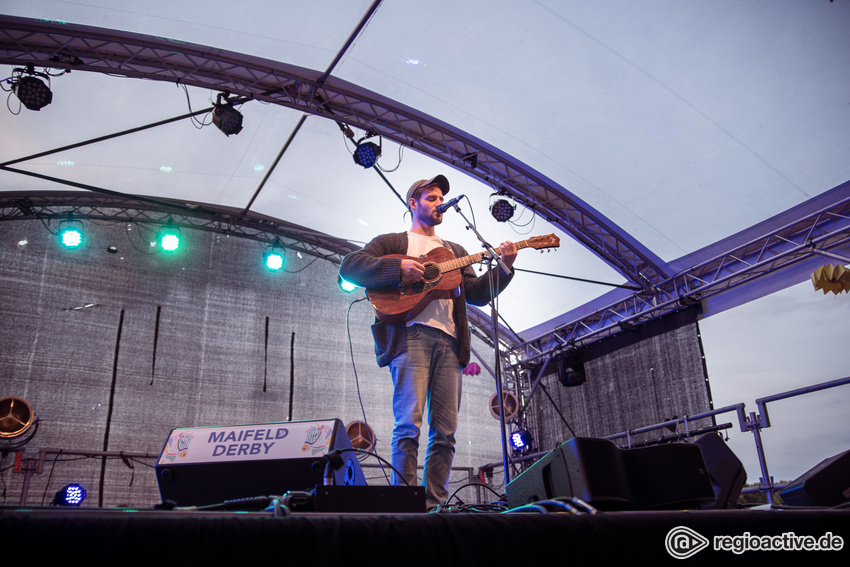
339, 174, 517, 510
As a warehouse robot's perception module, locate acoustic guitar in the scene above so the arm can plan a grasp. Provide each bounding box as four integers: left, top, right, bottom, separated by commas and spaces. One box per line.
367, 233, 560, 324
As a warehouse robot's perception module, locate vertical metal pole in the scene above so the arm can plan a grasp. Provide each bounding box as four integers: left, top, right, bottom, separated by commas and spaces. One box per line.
16, 456, 37, 506
489, 267, 511, 487
748, 411, 775, 507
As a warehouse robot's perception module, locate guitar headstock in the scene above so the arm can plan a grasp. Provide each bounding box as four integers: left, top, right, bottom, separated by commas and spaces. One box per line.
526, 233, 560, 251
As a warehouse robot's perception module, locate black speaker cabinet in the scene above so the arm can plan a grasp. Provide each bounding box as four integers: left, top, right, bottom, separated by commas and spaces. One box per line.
780, 448, 850, 507
694, 433, 747, 509
155, 418, 365, 506
506, 437, 715, 510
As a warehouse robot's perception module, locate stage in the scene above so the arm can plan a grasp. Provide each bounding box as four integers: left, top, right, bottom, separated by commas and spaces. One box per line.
2, 504, 848, 564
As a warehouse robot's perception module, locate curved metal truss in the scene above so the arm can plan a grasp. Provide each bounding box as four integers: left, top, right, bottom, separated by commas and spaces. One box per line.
2, 15, 848, 367
0, 14, 668, 293
0, 191, 358, 264
510, 192, 850, 366
0, 190, 507, 349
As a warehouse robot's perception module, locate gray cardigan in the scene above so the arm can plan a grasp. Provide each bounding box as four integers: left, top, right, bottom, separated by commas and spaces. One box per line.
339, 232, 513, 367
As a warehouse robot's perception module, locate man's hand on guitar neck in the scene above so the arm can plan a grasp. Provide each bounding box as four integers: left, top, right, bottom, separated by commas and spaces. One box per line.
499, 241, 518, 272
400, 258, 426, 283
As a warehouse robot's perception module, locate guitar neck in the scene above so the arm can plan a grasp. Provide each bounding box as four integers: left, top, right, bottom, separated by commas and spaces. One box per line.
438, 239, 534, 273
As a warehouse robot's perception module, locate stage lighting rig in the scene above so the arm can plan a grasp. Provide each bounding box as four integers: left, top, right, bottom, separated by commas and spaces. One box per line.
52, 483, 87, 507
352, 132, 382, 168
157, 220, 181, 252
557, 357, 586, 388
509, 429, 533, 455
338, 275, 358, 293
489, 191, 516, 222
58, 217, 84, 249
264, 242, 285, 272
212, 91, 245, 136
7, 64, 53, 111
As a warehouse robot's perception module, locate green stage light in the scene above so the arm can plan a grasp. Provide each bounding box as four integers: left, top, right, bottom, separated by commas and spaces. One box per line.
158, 221, 181, 252
58, 220, 84, 249
263, 241, 285, 272
338, 275, 358, 293
265, 250, 284, 272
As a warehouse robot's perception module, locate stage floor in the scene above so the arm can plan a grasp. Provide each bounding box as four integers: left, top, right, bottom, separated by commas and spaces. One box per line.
3, 505, 848, 564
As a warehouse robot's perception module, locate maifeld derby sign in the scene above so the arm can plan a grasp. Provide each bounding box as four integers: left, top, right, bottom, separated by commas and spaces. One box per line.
157, 420, 340, 465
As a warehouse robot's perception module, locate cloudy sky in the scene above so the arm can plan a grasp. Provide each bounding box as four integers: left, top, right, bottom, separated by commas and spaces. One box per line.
700, 280, 850, 485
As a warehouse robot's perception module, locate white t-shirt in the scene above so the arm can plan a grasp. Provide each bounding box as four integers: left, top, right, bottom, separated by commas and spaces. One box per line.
405, 231, 457, 338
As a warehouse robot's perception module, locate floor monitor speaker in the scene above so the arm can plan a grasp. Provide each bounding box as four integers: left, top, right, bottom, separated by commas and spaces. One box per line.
155, 418, 365, 507
780, 448, 850, 507
506, 437, 715, 510
694, 433, 746, 509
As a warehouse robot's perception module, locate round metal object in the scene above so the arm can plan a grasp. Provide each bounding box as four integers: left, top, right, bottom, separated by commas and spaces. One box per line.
0, 396, 36, 439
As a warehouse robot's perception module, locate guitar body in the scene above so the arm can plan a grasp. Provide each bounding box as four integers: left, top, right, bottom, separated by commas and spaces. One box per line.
367, 247, 462, 325
364, 233, 560, 325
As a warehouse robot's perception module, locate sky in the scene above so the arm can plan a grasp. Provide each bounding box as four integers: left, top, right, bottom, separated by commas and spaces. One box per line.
699, 279, 850, 485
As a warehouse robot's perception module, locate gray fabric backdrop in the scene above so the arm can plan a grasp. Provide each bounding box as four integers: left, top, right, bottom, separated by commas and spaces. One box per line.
0, 218, 711, 507
0, 219, 506, 507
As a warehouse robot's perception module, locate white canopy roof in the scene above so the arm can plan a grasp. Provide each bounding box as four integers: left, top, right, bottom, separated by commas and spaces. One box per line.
2, 0, 849, 337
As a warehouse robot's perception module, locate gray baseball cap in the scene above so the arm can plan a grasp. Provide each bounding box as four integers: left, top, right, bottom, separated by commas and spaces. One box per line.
405, 175, 450, 207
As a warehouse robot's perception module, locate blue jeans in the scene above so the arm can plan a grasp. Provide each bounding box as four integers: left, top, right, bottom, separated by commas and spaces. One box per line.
389, 325, 462, 509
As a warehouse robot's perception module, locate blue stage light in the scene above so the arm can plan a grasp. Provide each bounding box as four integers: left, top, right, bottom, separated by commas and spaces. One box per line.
12, 67, 53, 111
212, 91, 244, 136
53, 483, 87, 506
490, 198, 515, 222
509, 429, 533, 453
353, 141, 381, 168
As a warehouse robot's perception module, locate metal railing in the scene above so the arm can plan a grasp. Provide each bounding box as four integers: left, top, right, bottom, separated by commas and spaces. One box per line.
599, 375, 850, 506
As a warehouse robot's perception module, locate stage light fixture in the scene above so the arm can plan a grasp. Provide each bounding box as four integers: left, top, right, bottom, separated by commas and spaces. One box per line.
557, 357, 586, 387
158, 220, 181, 252
264, 248, 285, 272
338, 275, 358, 293
212, 92, 244, 136
353, 142, 381, 168
53, 483, 87, 506
509, 429, 533, 454
490, 199, 515, 222
352, 131, 381, 169
11, 66, 53, 111
58, 219, 84, 249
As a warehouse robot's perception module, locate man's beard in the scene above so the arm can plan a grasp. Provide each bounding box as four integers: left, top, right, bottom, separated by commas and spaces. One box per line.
417, 208, 442, 226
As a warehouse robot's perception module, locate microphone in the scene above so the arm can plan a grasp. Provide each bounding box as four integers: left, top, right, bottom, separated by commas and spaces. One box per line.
437, 194, 464, 213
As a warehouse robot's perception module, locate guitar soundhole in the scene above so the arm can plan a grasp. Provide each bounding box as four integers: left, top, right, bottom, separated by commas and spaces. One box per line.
423, 263, 440, 282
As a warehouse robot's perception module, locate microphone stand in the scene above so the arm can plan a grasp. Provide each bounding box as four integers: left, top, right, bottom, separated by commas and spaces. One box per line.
445, 201, 513, 488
